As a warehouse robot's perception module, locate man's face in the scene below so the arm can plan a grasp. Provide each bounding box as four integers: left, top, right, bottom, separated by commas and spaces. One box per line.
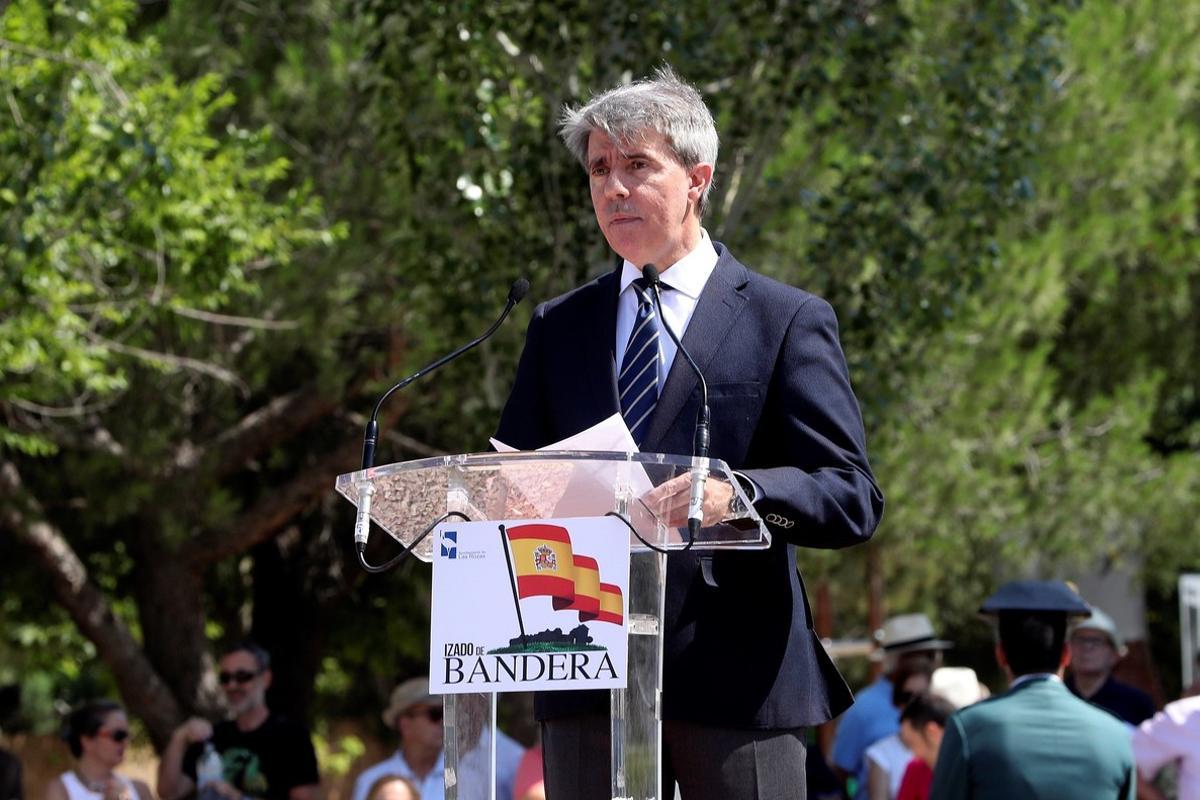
1068, 629, 1118, 676
586, 129, 711, 269
218, 650, 270, 716
900, 719, 943, 768
398, 703, 444, 755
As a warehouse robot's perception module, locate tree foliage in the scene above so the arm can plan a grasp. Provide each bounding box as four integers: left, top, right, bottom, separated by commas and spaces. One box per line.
1, 0, 1198, 748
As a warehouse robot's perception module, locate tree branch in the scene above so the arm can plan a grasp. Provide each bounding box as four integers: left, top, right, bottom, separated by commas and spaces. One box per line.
88, 333, 249, 393
0, 460, 183, 746
166, 384, 345, 480
182, 437, 362, 566
170, 306, 300, 330
0, 37, 131, 108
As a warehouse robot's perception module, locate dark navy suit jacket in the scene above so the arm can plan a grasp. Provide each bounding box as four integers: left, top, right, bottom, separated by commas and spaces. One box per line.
495, 243, 883, 728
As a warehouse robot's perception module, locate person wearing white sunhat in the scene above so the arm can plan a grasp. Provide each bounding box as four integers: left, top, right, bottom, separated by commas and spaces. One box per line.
1065, 606, 1155, 725
832, 614, 953, 800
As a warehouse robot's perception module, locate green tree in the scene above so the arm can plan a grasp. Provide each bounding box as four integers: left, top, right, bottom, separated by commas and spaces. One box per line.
1, 0, 339, 743
5, 0, 1200, 750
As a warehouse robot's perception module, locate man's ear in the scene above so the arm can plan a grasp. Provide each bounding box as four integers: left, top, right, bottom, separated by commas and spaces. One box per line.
687, 162, 714, 206
1059, 642, 1072, 672
993, 642, 1008, 670
262, 668, 273, 690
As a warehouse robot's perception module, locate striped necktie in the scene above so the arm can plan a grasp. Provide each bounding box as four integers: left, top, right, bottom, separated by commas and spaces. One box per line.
619, 277, 661, 446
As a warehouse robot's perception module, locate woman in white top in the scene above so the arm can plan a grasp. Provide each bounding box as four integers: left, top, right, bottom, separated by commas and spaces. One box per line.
47, 700, 154, 800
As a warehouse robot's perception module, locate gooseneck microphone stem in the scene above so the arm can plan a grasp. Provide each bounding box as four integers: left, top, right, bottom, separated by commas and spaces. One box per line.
642, 264, 710, 544
354, 278, 528, 572
360, 278, 529, 471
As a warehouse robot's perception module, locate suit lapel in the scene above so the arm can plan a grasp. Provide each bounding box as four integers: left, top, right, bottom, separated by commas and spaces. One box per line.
642, 248, 749, 452
581, 270, 621, 421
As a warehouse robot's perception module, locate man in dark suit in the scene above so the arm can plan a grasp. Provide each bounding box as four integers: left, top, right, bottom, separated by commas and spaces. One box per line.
495, 66, 883, 800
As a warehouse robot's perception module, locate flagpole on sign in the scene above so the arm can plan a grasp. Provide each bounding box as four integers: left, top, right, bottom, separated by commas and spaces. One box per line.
497, 524, 529, 649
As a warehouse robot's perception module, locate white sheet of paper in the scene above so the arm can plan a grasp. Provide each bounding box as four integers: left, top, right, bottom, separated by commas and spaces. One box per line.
489, 412, 638, 454
489, 413, 655, 519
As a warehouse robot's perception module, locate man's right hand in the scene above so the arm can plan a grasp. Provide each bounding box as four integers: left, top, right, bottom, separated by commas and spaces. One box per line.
174, 717, 213, 744
159, 717, 212, 800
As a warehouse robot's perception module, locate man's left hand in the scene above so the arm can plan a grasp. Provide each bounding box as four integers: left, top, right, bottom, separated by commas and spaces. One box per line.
643, 473, 735, 528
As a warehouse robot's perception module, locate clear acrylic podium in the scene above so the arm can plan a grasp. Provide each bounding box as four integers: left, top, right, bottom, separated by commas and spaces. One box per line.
336, 451, 770, 800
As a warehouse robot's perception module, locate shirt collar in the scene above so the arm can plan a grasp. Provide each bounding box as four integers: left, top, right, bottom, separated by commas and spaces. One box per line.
1010, 672, 1062, 689
619, 229, 719, 299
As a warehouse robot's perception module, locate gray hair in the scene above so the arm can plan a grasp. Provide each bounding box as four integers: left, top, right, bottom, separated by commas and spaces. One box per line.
559, 65, 719, 216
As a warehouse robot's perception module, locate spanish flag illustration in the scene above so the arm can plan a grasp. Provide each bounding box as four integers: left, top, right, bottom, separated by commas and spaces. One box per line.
505, 523, 577, 604
557, 555, 601, 620
597, 583, 623, 625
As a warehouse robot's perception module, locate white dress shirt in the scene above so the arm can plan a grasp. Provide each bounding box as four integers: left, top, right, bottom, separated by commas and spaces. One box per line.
611, 231, 762, 500
351, 750, 445, 800
350, 730, 523, 800
614, 230, 719, 390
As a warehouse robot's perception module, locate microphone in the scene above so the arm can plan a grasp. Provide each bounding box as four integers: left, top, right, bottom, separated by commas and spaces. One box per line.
360, 277, 529, 470
641, 264, 710, 541
354, 277, 529, 563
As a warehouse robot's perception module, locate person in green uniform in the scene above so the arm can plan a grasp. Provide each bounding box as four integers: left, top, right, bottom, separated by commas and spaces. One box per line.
928, 580, 1134, 800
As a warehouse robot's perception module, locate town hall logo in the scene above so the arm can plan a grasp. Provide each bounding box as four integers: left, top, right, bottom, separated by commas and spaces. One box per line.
440, 530, 457, 559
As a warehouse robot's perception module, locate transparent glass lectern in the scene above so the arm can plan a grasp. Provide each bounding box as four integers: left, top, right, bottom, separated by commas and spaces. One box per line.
336, 451, 770, 800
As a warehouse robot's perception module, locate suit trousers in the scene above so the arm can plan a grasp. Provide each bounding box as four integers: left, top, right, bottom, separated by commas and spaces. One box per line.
542, 712, 808, 800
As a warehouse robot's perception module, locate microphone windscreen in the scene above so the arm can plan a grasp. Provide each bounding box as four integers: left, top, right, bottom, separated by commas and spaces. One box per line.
508, 277, 531, 304
641, 264, 660, 285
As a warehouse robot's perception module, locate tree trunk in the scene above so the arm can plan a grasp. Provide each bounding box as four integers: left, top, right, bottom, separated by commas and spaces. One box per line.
251, 535, 322, 723
132, 528, 221, 722
1, 462, 185, 749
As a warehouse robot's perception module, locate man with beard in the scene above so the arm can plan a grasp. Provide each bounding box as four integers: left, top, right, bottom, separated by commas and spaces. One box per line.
158, 641, 319, 800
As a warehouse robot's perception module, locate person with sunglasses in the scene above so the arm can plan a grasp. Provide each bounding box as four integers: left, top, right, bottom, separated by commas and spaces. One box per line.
157, 641, 319, 800
351, 678, 445, 800
48, 700, 153, 800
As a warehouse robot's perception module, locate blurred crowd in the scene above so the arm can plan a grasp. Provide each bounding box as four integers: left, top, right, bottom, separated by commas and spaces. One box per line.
4, 587, 1200, 800
814, 581, 1200, 800
0, 639, 543, 800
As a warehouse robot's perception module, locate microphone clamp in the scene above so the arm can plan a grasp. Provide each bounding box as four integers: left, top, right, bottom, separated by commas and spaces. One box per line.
353, 480, 375, 548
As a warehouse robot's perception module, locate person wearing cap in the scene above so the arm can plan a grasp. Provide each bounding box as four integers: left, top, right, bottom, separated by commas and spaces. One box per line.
351, 678, 525, 800
832, 613, 952, 800
352, 679, 446, 800
1065, 607, 1156, 725
928, 580, 1135, 800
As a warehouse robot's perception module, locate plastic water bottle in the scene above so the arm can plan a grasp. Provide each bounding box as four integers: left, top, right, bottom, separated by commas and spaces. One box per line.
197, 742, 223, 788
